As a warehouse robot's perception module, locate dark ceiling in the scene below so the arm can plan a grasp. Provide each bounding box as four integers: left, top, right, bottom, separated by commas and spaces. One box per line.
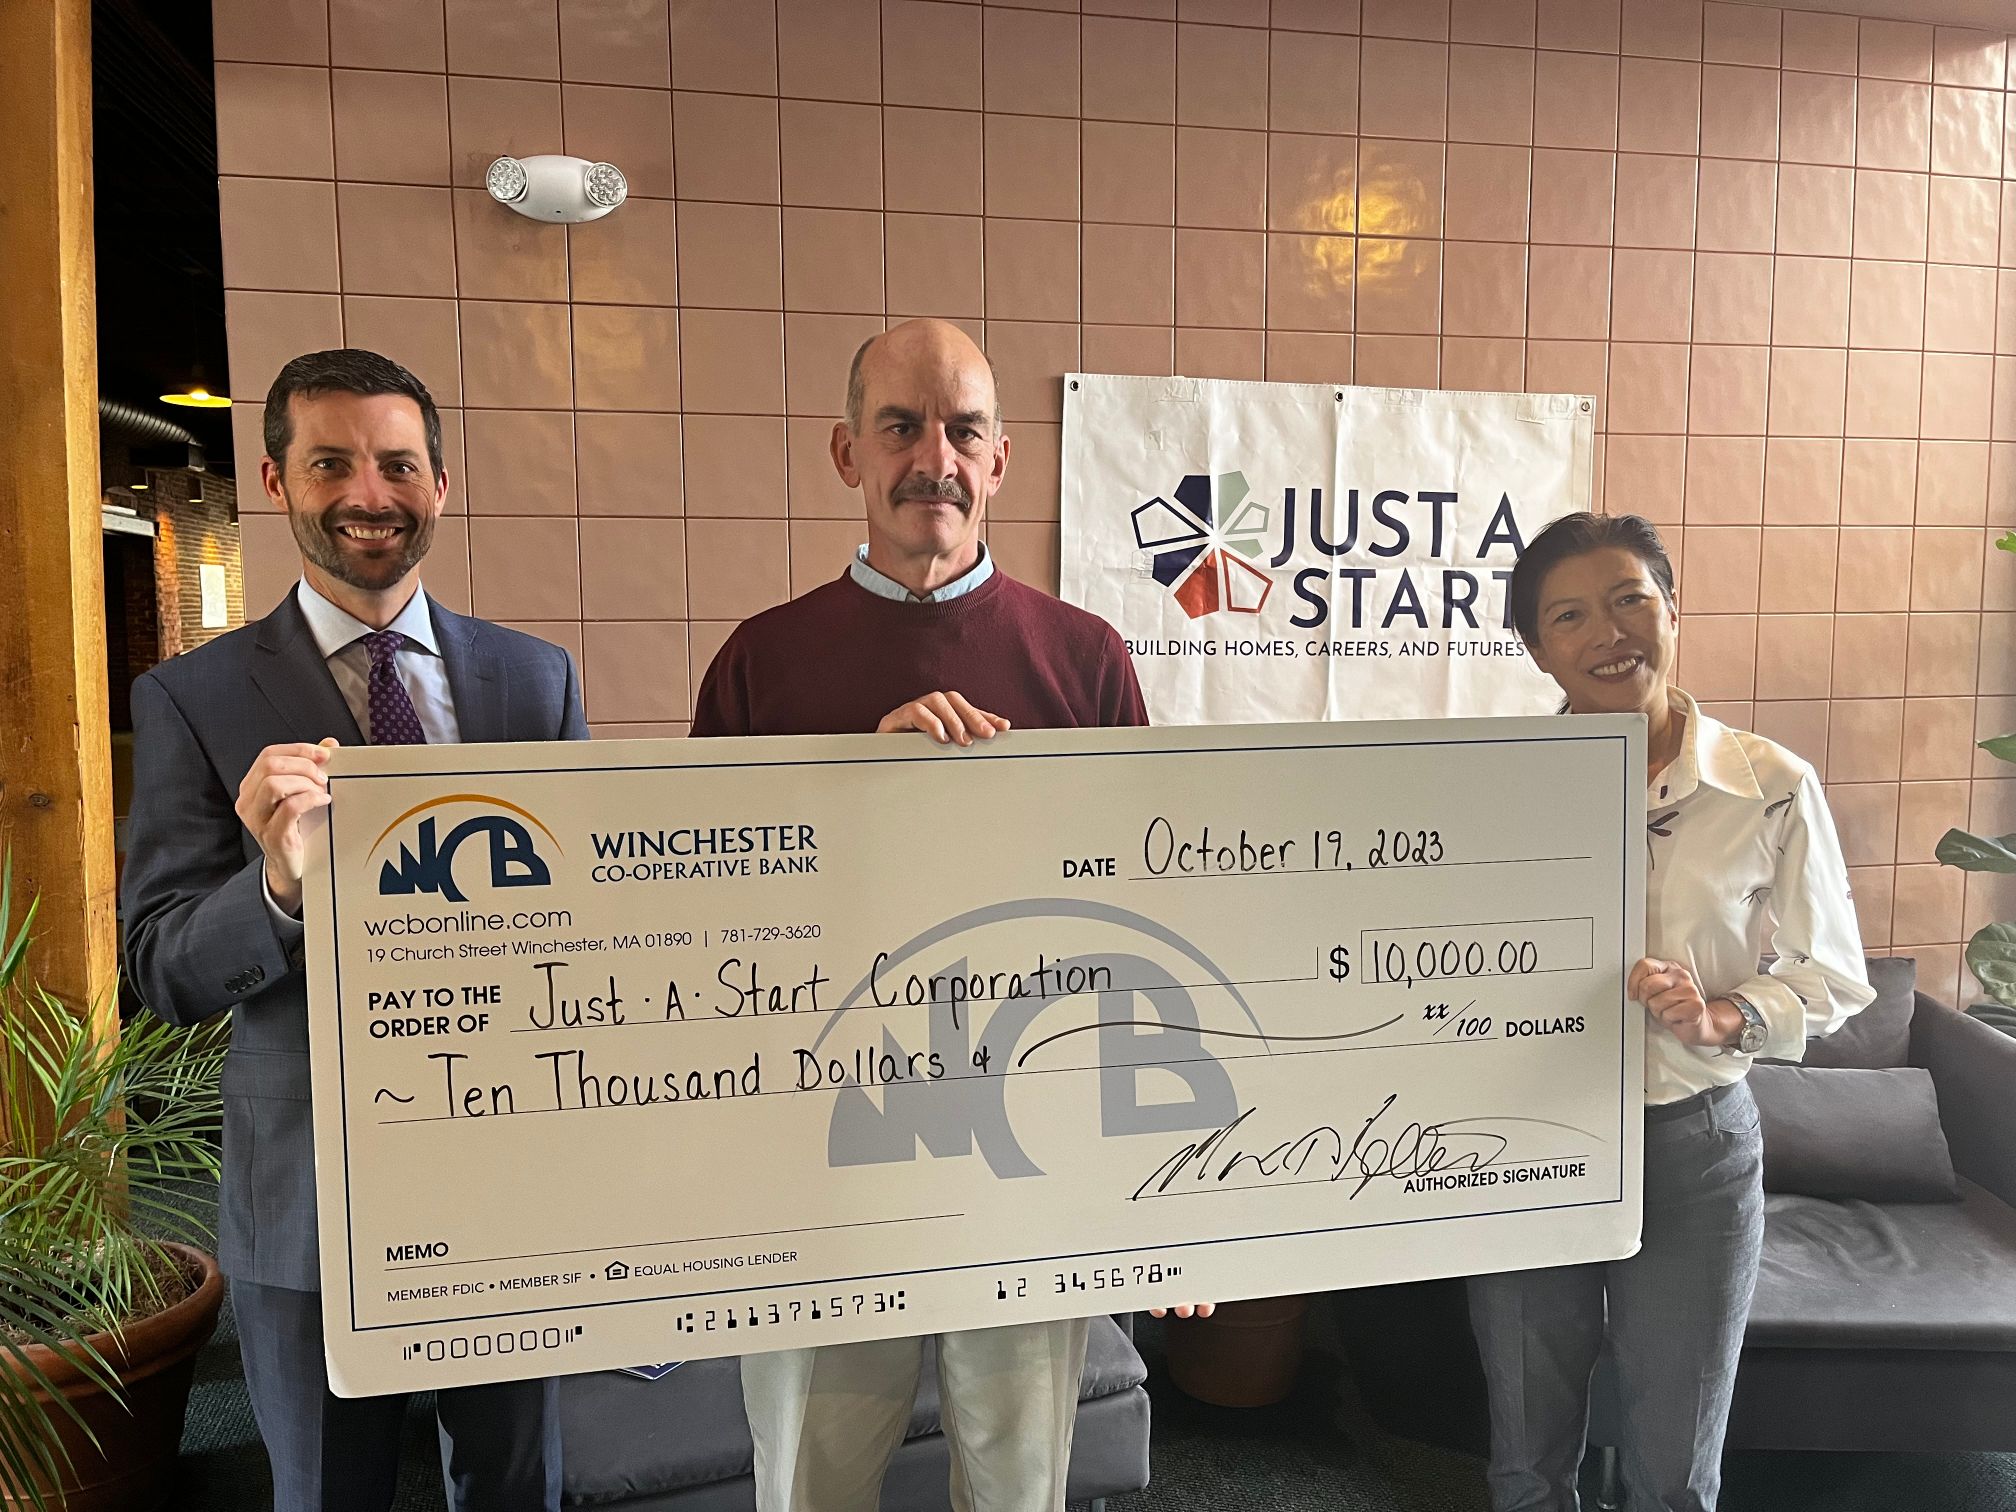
93, 0, 233, 469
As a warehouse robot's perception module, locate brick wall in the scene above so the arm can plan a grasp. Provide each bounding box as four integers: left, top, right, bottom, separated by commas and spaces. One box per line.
144, 468, 245, 651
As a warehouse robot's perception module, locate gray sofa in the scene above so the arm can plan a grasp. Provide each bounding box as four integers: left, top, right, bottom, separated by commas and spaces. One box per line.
1724, 961, 2016, 1453
556, 1317, 1149, 1508
1336, 956, 2016, 1471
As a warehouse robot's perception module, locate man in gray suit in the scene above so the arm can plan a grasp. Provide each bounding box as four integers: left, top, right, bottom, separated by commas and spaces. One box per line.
122, 349, 585, 1511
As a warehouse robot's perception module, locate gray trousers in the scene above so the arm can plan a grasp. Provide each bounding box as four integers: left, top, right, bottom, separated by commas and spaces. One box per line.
740, 1318, 1091, 1512
1467, 1079, 1764, 1512
234, 1279, 561, 1512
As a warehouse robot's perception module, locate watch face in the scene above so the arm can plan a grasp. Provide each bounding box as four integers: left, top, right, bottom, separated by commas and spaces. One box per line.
1739, 1023, 1767, 1055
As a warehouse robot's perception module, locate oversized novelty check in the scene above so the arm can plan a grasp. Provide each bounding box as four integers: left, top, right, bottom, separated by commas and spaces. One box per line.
303, 717, 1645, 1395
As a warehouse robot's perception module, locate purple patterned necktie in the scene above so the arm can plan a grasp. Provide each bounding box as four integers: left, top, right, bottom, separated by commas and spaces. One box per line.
362, 631, 427, 745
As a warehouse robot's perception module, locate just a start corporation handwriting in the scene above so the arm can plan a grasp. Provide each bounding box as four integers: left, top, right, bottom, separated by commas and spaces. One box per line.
354, 808, 1591, 1126
306, 719, 1644, 1393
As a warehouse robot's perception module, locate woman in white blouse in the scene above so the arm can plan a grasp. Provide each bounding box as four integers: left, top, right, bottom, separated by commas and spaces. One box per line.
1468, 513, 1873, 1512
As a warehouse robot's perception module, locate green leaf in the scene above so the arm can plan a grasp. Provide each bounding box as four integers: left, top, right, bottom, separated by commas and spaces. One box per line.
0, 847, 225, 1509
1933, 828, 2016, 873
1968, 923, 2016, 1010
0, 856, 38, 995
1981, 734, 2016, 766
1997, 530, 2016, 554
0, 1380, 69, 1512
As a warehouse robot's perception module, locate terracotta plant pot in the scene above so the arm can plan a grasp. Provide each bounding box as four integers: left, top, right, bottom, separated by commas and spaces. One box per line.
4, 1243, 224, 1512
1162, 1294, 1310, 1407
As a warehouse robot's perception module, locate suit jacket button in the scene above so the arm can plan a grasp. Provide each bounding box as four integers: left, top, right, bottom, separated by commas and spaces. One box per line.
247, 965, 266, 985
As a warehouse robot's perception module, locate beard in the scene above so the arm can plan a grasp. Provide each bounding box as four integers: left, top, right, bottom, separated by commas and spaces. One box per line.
285, 490, 435, 591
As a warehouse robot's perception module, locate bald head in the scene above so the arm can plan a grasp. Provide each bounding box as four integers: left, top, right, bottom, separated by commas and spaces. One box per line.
831, 317, 1008, 594
845, 319, 1002, 435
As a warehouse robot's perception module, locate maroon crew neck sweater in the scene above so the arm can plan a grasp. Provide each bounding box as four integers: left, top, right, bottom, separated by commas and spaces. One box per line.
690, 569, 1148, 737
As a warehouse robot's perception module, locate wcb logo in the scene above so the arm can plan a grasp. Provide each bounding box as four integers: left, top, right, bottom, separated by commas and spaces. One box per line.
370, 796, 558, 903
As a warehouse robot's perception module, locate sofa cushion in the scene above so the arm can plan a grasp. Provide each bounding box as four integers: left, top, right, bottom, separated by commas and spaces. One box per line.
1747, 1179, 2016, 1349
1797, 955, 1916, 1069
559, 1316, 1146, 1502
1750, 1064, 1958, 1202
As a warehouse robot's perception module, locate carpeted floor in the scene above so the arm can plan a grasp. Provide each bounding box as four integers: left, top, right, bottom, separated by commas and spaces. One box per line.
172, 1288, 2016, 1510
176, 1283, 445, 1506
1108, 1336, 2016, 1512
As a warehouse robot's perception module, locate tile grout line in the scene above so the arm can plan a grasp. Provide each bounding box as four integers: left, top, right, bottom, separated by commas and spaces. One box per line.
550, 0, 584, 705
669, 0, 691, 729
770, 0, 788, 626
1256, 25, 1273, 381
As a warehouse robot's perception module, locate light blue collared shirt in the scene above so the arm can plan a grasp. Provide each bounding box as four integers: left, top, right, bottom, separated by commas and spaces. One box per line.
264, 580, 461, 928
294, 578, 461, 744
848, 544, 994, 604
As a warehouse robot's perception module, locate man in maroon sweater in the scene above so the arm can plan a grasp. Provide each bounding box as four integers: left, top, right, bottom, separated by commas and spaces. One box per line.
691, 319, 1142, 1510
692, 336, 1142, 739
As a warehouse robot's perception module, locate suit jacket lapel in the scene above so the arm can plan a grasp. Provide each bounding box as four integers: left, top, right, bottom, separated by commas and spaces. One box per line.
434, 600, 508, 744
250, 592, 365, 746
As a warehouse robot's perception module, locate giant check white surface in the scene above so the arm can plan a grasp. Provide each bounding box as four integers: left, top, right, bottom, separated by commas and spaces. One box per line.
304, 717, 1645, 1395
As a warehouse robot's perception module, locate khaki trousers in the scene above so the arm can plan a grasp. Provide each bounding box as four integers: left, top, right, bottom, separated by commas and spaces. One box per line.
739, 1318, 1091, 1512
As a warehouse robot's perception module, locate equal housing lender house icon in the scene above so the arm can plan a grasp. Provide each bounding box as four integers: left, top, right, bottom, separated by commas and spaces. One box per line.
1131, 471, 1274, 619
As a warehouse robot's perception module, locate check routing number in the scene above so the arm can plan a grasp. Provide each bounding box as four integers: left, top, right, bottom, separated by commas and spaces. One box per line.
304, 716, 1646, 1395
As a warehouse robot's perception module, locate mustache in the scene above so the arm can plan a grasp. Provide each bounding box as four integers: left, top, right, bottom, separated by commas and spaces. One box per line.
892, 477, 973, 509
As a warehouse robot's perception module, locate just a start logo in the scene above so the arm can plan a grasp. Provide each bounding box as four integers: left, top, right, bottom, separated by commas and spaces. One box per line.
1129, 470, 1536, 632
1132, 471, 1273, 620
370, 795, 558, 902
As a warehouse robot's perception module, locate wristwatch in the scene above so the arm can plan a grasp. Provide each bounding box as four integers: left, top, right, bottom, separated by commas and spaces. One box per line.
1725, 992, 1768, 1056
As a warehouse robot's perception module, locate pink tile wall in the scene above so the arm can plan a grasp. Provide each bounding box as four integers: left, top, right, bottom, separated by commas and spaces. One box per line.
216, 0, 2016, 1005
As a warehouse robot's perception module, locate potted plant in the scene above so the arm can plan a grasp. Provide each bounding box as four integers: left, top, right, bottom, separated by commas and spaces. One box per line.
0, 854, 228, 1510
1936, 531, 2016, 1036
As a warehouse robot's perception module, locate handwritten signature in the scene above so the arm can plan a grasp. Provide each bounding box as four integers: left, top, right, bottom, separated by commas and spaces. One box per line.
1130, 1096, 1534, 1201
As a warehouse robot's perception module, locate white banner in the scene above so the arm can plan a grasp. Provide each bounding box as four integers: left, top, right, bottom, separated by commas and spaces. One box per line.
1059, 376, 1595, 725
